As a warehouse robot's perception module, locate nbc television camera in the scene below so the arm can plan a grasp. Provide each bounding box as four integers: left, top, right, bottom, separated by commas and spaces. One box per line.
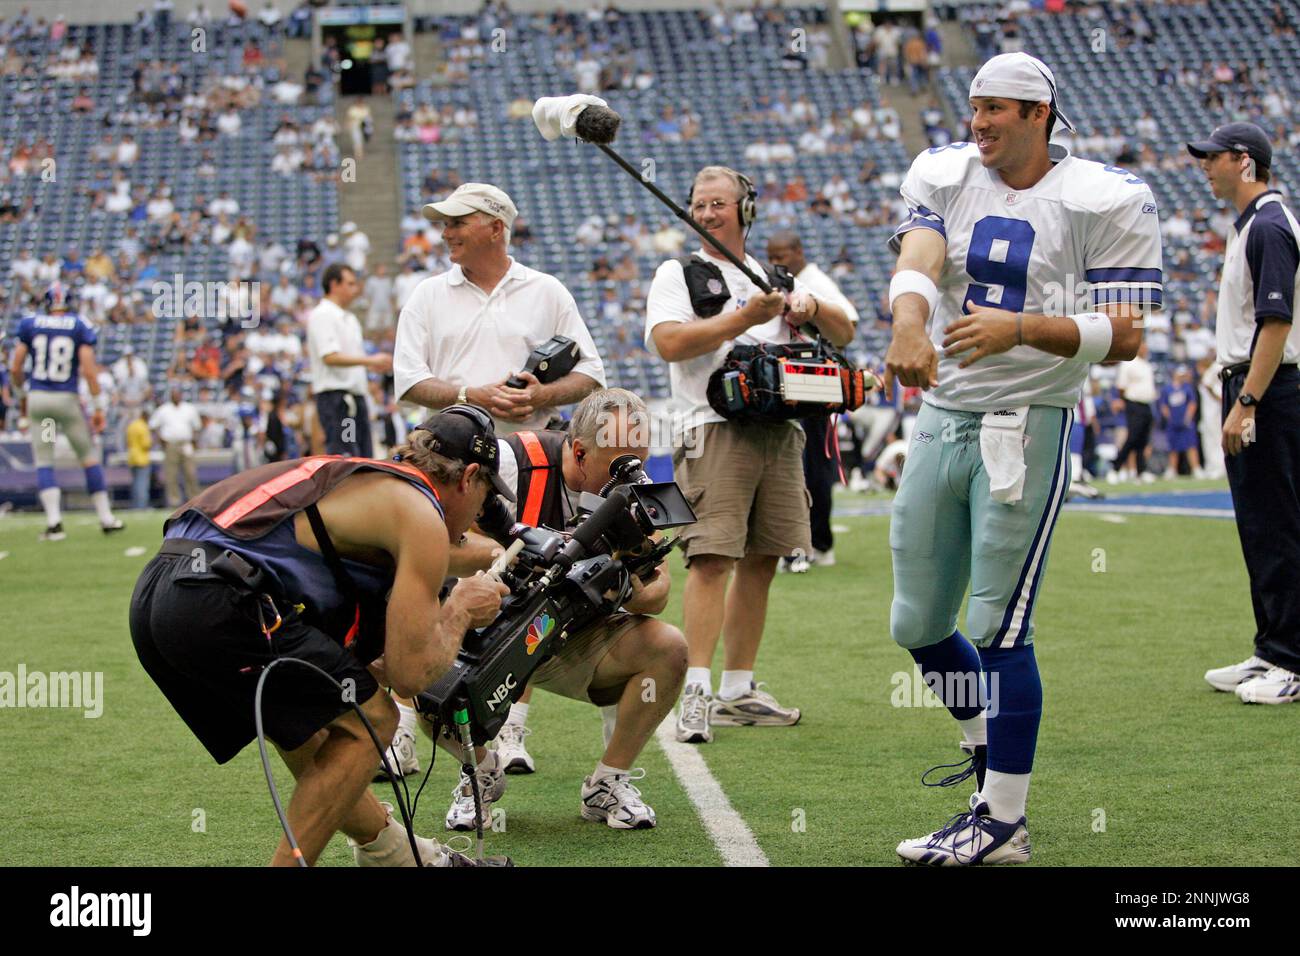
416, 455, 695, 745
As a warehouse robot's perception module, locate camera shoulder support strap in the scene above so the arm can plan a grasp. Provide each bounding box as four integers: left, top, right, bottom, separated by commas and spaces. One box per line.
303, 503, 362, 649
515, 431, 553, 528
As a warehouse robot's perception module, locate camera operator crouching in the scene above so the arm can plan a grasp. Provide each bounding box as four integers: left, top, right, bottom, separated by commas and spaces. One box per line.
445, 388, 687, 830
128, 407, 514, 866
644, 166, 855, 744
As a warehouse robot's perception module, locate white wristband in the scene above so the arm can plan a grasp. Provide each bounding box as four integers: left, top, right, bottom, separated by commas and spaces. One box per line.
92, 392, 109, 412
889, 270, 940, 319
1069, 312, 1114, 363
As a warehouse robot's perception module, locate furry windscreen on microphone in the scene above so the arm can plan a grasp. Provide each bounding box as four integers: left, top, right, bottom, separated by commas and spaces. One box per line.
575, 105, 621, 144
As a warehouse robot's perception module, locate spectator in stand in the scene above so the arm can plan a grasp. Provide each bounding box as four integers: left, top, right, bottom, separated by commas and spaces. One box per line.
341, 221, 369, 273
362, 262, 395, 337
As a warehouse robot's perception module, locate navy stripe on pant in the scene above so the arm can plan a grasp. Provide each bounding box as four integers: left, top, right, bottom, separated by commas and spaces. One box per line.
1223, 365, 1300, 672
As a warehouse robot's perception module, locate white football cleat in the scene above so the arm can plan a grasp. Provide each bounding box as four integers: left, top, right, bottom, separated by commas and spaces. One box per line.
1205, 655, 1273, 692
580, 769, 657, 829
495, 722, 535, 774
39, 522, 66, 541
101, 518, 125, 534
445, 758, 507, 831
811, 548, 836, 567
675, 683, 713, 743
1236, 665, 1300, 704
896, 792, 1030, 866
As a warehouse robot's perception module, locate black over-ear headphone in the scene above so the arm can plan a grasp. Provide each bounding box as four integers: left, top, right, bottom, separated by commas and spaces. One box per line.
687, 169, 757, 229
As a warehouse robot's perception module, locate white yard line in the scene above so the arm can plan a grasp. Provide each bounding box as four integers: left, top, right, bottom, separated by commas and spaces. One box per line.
654, 718, 770, 867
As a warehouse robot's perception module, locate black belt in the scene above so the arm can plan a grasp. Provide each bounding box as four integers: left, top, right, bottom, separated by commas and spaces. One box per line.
1221, 361, 1298, 383
158, 538, 270, 593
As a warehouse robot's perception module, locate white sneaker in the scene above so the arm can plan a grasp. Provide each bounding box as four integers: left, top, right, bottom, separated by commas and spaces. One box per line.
1105, 470, 1120, 486
580, 769, 657, 829
896, 792, 1031, 866
1205, 655, 1273, 692
445, 757, 507, 831
1193, 467, 1206, 479
786, 553, 810, 573
350, 802, 507, 867
101, 518, 125, 534
676, 683, 713, 743
710, 681, 801, 727
1140, 472, 1156, 484
39, 522, 66, 541
495, 722, 535, 774
811, 548, 836, 567
374, 726, 419, 781
1236, 665, 1300, 704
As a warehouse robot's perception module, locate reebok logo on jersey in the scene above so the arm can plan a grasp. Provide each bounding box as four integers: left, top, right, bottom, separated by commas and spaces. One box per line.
1268, 291, 1283, 300
915, 431, 934, 443
1142, 203, 1156, 214
1005, 193, 1018, 205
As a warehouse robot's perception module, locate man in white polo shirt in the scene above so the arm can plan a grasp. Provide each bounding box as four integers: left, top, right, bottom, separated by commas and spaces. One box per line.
308, 263, 391, 456
149, 385, 203, 507
391, 181, 606, 776
393, 182, 605, 436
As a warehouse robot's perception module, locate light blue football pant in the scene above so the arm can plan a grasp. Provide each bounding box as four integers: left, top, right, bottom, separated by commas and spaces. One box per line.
889, 403, 1074, 651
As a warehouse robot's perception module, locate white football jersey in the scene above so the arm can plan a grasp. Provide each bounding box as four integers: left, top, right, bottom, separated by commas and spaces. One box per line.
891, 141, 1163, 412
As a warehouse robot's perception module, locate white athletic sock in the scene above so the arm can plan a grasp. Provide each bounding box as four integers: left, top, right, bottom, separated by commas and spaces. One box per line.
38, 487, 61, 526
591, 760, 628, 783
600, 704, 618, 749
982, 770, 1031, 824
396, 702, 418, 737
685, 667, 712, 696
959, 714, 987, 747
91, 489, 114, 524
718, 669, 754, 701
349, 804, 418, 865
505, 702, 529, 727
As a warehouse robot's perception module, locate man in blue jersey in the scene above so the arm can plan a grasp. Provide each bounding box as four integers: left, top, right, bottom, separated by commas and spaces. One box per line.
9, 284, 124, 540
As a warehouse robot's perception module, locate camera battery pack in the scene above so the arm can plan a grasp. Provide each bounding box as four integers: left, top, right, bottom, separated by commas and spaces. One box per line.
721, 370, 749, 414
779, 359, 843, 404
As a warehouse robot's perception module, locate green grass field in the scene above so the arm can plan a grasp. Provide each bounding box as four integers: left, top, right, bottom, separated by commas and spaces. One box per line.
2, 485, 1293, 867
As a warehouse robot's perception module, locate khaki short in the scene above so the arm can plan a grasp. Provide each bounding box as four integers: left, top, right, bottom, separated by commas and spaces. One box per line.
531, 612, 642, 707
672, 421, 812, 563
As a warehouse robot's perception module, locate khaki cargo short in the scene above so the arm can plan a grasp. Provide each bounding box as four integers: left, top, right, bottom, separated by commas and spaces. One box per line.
671, 420, 812, 563
531, 612, 642, 707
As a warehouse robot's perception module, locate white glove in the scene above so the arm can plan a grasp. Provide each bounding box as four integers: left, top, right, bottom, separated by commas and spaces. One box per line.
531, 94, 608, 141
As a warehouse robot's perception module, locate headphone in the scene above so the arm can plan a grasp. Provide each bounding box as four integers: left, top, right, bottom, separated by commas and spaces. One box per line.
441, 403, 496, 435
400, 403, 497, 463
688, 168, 757, 229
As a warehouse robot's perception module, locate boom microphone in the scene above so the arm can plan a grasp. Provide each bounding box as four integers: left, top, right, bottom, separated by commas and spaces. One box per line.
574, 105, 621, 144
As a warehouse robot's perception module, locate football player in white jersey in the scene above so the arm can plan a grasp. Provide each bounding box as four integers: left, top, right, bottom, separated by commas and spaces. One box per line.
882, 52, 1162, 864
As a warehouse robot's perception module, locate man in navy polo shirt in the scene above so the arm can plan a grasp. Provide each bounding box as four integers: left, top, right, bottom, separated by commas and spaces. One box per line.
1191, 123, 1300, 703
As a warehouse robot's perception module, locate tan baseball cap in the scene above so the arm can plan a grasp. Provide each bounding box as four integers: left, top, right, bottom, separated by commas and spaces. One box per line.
422, 182, 518, 229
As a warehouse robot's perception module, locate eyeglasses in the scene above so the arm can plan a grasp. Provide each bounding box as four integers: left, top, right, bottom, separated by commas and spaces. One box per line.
690, 199, 736, 216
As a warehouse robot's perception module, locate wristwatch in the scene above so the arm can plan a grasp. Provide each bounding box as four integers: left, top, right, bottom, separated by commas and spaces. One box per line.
456, 385, 468, 404
1238, 392, 1259, 408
